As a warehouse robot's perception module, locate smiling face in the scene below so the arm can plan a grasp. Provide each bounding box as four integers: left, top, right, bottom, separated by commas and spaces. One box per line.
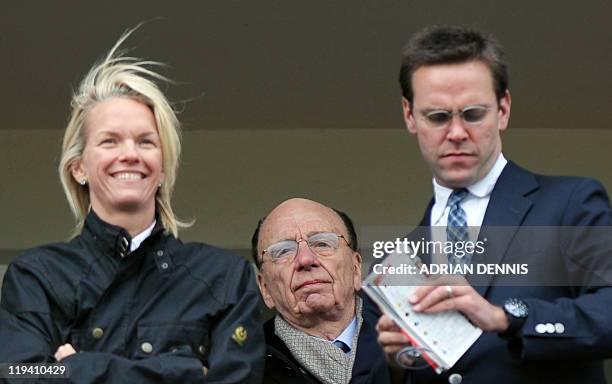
403, 60, 511, 188
256, 198, 361, 328
71, 97, 164, 224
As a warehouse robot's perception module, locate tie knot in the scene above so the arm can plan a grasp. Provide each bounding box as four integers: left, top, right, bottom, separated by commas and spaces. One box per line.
333, 340, 351, 353
447, 188, 468, 207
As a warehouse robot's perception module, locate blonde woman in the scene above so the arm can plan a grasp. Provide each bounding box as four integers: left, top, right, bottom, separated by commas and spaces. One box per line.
0, 28, 264, 383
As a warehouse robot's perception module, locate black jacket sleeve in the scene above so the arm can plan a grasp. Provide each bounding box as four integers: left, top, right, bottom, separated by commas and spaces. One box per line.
0, 253, 265, 383
205, 259, 265, 383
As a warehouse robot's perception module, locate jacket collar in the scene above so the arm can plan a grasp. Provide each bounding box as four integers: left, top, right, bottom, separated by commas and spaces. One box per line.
83, 210, 165, 260
469, 161, 538, 294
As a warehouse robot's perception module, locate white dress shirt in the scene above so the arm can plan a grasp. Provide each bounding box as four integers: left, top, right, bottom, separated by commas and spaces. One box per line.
431, 153, 508, 229
429, 154, 507, 264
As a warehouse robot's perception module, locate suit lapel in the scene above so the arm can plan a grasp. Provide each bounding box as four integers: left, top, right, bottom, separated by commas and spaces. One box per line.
417, 198, 434, 265
419, 163, 538, 295
468, 161, 538, 296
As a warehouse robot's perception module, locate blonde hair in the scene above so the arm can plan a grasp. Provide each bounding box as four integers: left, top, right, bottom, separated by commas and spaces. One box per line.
59, 26, 190, 237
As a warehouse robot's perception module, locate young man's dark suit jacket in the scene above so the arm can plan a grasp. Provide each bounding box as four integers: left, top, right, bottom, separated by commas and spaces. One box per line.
391, 161, 612, 384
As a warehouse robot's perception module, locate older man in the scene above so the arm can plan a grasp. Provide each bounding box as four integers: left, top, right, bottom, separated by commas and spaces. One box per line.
376, 25, 612, 384
252, 198, 384, 384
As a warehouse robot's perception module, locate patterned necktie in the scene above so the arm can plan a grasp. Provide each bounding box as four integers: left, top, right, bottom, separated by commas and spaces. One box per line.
446, 188, 471, 266
333, 340, 351, 354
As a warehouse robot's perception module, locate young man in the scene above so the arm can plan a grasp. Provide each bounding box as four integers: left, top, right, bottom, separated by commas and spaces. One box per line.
376, 25, 612, 384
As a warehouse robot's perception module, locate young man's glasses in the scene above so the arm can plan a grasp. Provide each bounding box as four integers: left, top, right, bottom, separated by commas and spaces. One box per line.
420, 105, 492, 128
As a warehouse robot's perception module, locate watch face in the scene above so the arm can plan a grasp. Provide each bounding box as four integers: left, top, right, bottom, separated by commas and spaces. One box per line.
504, 298, 528, 318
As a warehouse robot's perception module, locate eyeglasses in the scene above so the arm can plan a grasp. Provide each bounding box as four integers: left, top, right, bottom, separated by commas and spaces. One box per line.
420, 105, 492, 129
262, 232, 349, 264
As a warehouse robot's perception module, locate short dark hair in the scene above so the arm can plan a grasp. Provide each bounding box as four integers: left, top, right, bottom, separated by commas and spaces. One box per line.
399, 25, 508, 106
251, 207, 358, 269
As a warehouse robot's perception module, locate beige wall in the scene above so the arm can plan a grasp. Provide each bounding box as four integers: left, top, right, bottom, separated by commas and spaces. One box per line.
1, 128, 611, 254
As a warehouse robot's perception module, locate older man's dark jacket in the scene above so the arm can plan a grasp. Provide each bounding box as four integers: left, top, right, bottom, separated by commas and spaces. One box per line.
262, 294, 385, 383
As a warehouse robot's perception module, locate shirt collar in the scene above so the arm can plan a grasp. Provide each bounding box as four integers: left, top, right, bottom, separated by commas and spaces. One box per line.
433, 153, 508, 205
131, 220, 156, 252
83, 210, 164, 260
333, 316, 357, 353
467, 153, 507, 198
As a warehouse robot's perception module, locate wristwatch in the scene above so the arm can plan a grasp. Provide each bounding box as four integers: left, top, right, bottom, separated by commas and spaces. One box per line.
500, 298, 528, 338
